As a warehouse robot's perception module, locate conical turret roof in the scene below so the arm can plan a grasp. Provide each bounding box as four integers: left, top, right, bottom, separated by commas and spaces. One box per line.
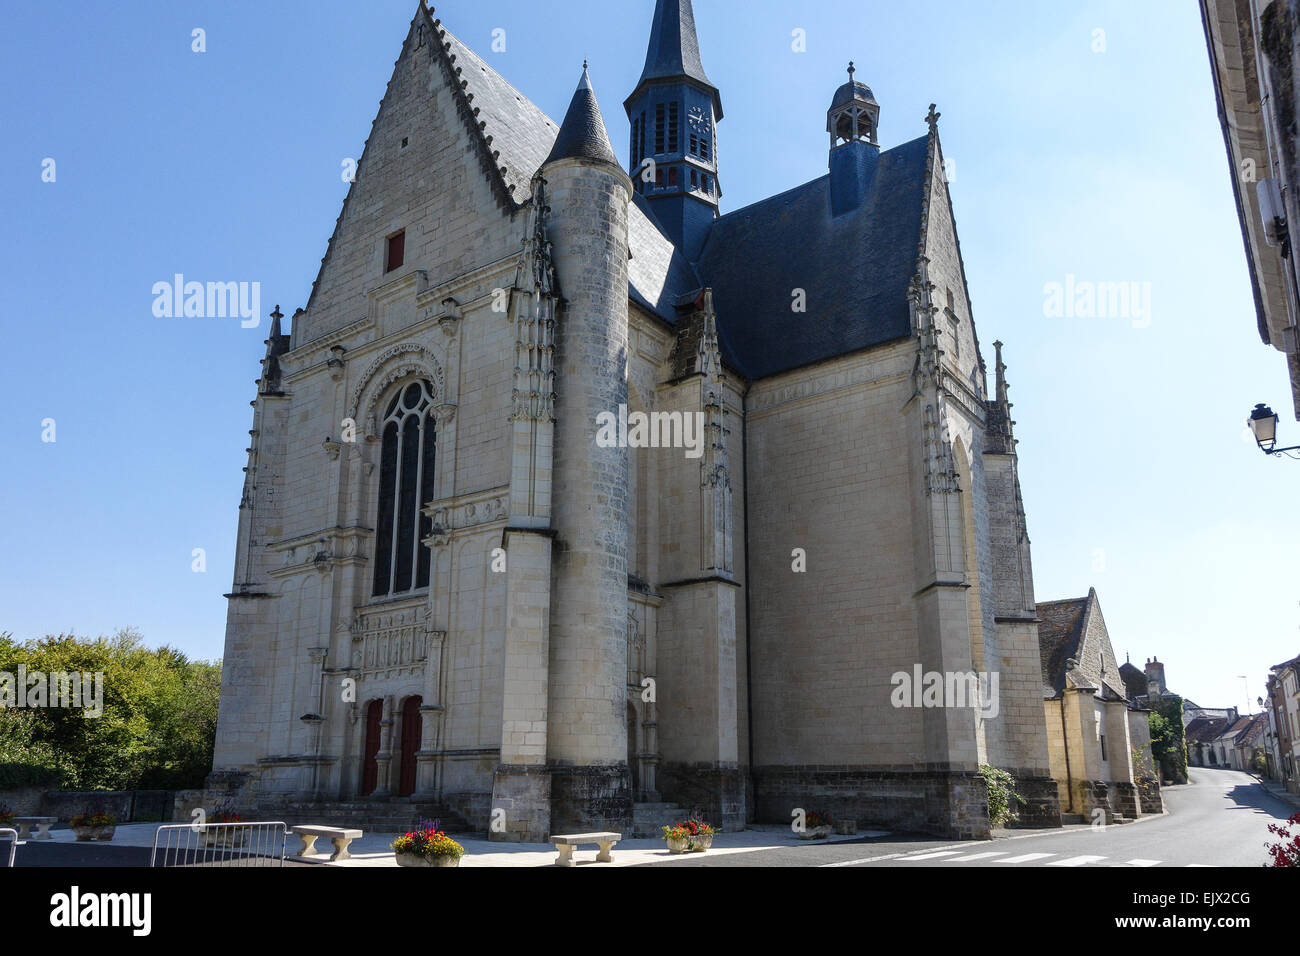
544, 64, 620, 169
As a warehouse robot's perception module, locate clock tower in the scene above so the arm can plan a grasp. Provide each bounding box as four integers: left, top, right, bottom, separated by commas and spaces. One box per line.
624, 0, 722, 261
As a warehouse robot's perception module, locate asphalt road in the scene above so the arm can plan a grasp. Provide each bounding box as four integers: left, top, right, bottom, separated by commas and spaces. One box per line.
641, 768, 1298, 867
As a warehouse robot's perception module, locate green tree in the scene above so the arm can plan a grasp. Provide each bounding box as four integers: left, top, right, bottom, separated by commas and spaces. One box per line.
1148, 699, 1188, 784
0, 629, 221, 791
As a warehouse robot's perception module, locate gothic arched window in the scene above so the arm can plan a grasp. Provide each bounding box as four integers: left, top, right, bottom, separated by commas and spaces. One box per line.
372, 380, 437, 597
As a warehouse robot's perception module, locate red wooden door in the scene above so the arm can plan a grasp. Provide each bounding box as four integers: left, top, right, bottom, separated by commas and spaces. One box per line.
398, 696, 422, 796
361, 700, 383, 795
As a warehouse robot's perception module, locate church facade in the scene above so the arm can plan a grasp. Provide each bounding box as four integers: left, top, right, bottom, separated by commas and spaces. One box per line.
210, 0, 1062, 840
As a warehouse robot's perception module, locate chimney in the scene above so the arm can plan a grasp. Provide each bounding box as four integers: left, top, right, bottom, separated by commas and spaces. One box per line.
1144, 657, 1166, 697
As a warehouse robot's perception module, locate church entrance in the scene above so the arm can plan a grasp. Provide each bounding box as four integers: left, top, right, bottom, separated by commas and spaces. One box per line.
361, 699, 383, 795
398, 695, 423, 797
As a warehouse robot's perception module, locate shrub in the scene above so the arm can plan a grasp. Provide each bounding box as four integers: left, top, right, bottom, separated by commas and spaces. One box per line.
980, 765, 1026, 828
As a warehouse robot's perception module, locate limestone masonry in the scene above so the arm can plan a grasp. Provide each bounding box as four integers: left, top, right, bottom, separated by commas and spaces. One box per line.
210, 0, 1073, 839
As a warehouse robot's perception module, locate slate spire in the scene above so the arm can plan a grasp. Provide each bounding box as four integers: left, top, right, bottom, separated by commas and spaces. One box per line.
543, 64, 620, 170
627, 0, 721, 119
624, 0, 723, 261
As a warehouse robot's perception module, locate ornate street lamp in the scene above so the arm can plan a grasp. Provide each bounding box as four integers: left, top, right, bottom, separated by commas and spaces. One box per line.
1247, 403, 1300, 456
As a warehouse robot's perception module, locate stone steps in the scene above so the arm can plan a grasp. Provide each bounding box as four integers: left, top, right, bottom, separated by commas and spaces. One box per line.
252, 799, 472, 835
630, 801, 685, 838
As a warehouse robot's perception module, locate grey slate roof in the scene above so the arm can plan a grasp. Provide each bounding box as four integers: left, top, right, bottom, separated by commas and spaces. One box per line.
439, 16, 934, 370
1185, 716, 1229, 745
697, 135, 930, 380
629, 194, 703, 320
543, 68, 620, 169
625, 0, 722, 118
1037, 596, 1089, 697
440, 25, 557, 201
832, 79, 877, 108
437, 24, 696, 324
1118, 661, 1148, 699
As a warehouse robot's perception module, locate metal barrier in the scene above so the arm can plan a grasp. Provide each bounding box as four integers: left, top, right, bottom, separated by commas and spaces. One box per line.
0, 828, 18, 868
150, 822, 288, 867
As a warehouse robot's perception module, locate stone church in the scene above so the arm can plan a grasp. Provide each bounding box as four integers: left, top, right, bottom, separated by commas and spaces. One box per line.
210, 0, 1063, 840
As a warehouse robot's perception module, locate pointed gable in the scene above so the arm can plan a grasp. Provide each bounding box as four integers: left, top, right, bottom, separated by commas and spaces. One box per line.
1037, 588, 1124, 700
294, 8, 695, 344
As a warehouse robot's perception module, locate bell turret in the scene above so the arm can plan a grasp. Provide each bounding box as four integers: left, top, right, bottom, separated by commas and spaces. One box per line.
624, 0, 722, 261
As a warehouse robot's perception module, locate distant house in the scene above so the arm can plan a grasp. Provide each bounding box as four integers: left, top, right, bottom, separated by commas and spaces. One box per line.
1186, 710, 1267, 771
1037, 588, 1162, 823
1186, 714, 1232, 767
1265, 657, 1300, 793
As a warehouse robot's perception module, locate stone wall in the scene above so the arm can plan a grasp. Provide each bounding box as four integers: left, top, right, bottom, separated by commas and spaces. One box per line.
751, 766, 991, 840
745, 343, 923, 769
0, 787, 45, 816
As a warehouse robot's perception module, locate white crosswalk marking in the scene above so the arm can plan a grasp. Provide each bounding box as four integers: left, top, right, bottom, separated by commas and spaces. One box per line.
1047, 855, 1107, 867
901, 850, 966, 860
1122, 859, 1161, 867
993, 852, 1055, 864
945, 851, 1008, 862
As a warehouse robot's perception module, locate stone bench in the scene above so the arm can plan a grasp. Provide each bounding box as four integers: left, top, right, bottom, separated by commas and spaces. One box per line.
551, 831, 620, 867
291, 825, 363, 862
14, 817, 56, 841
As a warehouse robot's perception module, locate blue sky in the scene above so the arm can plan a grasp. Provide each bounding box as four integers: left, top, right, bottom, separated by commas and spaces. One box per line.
0, 0, 1293, 714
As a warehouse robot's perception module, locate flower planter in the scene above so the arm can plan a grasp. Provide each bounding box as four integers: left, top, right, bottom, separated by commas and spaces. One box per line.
72, 826, 101, 842
96, 826, 116, 842
395, 851, 460, 868
201, 829, 246, 849
665, 836, 690, 854
688, 833, 713, 852
796, 825, 832, 841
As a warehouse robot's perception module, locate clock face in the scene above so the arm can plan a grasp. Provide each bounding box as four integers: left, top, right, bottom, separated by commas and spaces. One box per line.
687, 106, 707, 132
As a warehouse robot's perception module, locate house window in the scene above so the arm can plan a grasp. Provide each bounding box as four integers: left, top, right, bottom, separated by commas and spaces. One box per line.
667, 103, 680, 152
386, 231, 405, 273
667, 166, 678, 187
1100, 734, 1107, 761
373, 380, 437, 597
654, 104, 665, 154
